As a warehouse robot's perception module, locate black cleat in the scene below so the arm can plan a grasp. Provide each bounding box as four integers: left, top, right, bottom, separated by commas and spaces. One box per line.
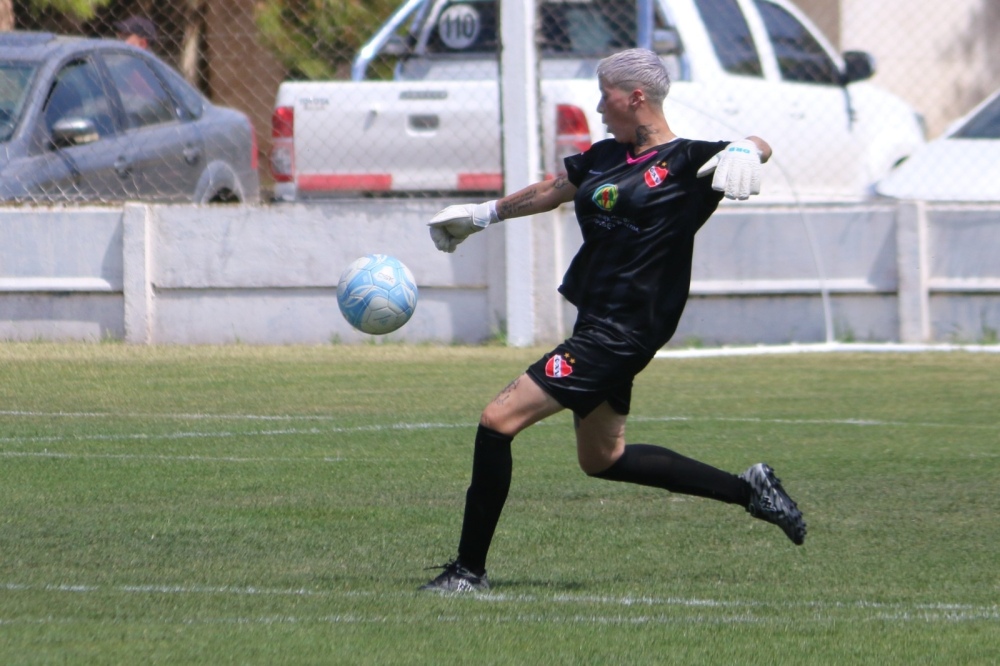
419, 559, 490, 593
740, 463, 807, 545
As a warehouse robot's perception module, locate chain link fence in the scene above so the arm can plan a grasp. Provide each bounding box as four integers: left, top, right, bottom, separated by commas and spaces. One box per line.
3, 0, 1000, 205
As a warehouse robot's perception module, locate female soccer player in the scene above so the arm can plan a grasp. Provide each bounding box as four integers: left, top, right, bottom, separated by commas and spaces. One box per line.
422, 48, 805, 592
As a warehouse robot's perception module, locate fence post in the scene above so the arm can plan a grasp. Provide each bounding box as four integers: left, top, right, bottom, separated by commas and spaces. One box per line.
499, 0, 541, 347
896, 200, 931, 342
122, 203, 154, 344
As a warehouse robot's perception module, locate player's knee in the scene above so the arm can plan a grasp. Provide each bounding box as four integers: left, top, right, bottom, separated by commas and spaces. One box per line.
479, 405, 515, 437
479, 404, 499, 431
578, 449, 616, 476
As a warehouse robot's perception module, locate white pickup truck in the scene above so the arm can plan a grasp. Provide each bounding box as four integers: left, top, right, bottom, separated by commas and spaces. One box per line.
270, 0, 925, 203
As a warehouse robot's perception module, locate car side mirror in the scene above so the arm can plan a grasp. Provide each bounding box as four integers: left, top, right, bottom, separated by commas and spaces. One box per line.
652, 28, 682, 56
379, 34, 410, 58
842, 51, 875, 84
50, 117, 98, 148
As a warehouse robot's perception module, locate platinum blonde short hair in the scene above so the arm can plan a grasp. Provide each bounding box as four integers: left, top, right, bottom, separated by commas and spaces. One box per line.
596, 48, 670, 106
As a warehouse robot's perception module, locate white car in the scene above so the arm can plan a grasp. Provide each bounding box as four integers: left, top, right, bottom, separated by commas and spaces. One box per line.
877, 88, 1000, 202
272, 0, 926, 203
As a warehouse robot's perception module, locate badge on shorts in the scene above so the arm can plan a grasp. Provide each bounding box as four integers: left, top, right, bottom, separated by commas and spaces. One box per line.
545, 353, 574, 378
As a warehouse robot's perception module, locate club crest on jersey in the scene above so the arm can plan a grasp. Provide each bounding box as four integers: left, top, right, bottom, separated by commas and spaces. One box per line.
545, 353, 575, 378
592, 184, 618, 211
644, 165, 669, 188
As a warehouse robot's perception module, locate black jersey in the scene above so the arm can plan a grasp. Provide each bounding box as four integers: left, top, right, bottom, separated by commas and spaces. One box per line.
561, 137, 728, 353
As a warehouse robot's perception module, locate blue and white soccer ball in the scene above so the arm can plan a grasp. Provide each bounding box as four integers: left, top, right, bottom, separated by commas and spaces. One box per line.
337, 254, 418, 335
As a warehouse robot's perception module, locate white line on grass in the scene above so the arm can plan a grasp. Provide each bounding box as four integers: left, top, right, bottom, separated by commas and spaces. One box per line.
0, 428, 328, 444
655, 341, 1000, 359
0, 410, 350, 421
7, 409, 996, 432
2, 582, 996, 625
0, 450, 345, 463
3, 610, 994, 626
2, 413, 995, 438
629, 415, 997, 430
0, 412, 994, 462
0, 412, 465, 430
0, 422, 468, 446
190, 608, 994, 625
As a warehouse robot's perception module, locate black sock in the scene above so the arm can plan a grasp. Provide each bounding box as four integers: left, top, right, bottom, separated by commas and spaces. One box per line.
456, 425, 513, 574
591, 444, 750, 506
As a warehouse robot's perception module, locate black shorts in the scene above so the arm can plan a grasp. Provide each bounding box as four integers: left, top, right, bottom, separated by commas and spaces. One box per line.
525, 319, 655, 419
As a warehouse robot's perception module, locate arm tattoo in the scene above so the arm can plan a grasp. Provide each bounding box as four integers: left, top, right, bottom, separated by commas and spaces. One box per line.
498, 189, 537, 219
499, 178, 571, 219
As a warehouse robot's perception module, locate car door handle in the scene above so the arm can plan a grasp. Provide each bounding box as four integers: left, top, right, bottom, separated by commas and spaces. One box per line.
721, 95, 739, 115
114, 156, 132, 178
408, 114, 440, 131
183, 145, 201, 165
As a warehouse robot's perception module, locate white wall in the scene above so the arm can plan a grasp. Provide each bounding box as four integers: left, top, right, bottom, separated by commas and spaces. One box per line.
134, 200, 509, 345
3, 200, 1000, 347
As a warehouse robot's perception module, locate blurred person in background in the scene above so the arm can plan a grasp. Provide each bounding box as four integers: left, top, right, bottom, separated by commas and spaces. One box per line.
115, 16, 157, 50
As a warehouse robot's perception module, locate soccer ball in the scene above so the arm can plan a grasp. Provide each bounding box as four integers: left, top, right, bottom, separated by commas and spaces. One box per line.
337, 254, 418, 335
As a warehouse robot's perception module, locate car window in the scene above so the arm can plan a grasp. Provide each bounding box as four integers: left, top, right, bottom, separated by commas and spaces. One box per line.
103, 53, 178, 129
754, 0, 840, 85
952, 94, 1000, 139
694, 0, 763, 77
44, 59, 117, 137
422, 0, 635, 57
0, 61, 36, 143
539, 0, 635, 56
155, 63, 206, 120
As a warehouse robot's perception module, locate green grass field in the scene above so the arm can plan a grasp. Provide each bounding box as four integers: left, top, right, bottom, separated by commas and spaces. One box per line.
0, 343, 997, 664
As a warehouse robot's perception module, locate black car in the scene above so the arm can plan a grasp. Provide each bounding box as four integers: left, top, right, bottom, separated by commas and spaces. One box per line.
0, 31, 259, 203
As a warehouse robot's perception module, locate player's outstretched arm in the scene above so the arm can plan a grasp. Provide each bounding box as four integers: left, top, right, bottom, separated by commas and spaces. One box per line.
697, 136, 772, 201
496, 176, 577, 220
427, 177, 577, 253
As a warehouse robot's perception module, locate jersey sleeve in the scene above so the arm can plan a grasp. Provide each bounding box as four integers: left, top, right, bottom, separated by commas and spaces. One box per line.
564, 148, 594, 188
671, 139, 730, 178
564, 139, 617, 188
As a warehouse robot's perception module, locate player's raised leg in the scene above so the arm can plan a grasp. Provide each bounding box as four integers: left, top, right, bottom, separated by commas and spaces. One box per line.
578, 407, 806, 544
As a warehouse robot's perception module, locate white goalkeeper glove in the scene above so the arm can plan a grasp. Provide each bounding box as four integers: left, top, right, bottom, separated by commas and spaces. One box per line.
427, 200, 501, 253
697, 139, 763, 200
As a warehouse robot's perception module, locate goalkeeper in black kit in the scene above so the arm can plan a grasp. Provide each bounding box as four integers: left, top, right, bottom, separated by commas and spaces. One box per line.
421, 48, 805, 593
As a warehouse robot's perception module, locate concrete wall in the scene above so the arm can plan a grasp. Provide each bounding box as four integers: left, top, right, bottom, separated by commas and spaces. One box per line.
2, 200, 999, 347
132, 200, 507, 345
0, 208, 125, 341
